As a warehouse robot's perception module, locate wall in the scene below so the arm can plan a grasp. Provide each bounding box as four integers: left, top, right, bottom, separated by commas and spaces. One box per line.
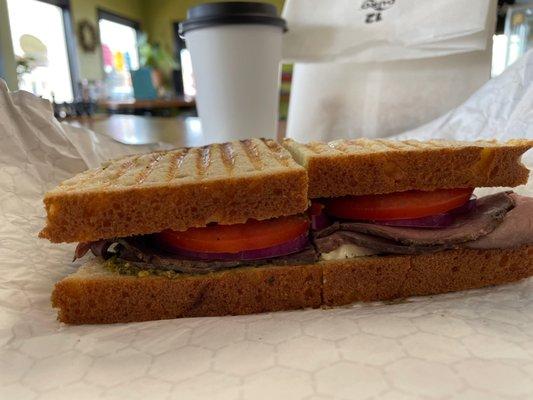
73, 0, 286, 81
70, 0, 145, 81
75, 0, 286, 81
142, 0, 285, 57
0, 0, 285, 90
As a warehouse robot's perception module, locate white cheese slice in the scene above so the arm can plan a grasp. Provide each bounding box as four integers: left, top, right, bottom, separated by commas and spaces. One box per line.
320, 244, 379, 261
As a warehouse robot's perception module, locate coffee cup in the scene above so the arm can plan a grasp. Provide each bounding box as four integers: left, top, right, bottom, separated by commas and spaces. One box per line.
180, 2, 287, 140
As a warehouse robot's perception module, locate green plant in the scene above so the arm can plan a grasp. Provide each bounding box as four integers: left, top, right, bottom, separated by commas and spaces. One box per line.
15, 55, 36, 76
138, 33, 177, 74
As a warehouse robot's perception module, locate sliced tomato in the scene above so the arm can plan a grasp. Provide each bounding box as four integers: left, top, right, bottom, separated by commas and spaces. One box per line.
154, 216, 310, 254
325, 188, 474, 221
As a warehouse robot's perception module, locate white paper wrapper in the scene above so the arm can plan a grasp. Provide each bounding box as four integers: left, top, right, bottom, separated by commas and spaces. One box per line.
282, 0, 491, 63
285, 51, 493, 140
282, 0, 498, 142
1, 51, 533, 399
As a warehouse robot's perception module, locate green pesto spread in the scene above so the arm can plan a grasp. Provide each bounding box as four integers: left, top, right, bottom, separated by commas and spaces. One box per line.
103, 256, 181, 279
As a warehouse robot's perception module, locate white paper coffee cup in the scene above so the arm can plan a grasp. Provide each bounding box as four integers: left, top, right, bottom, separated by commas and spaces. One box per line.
180, 3, 286, 140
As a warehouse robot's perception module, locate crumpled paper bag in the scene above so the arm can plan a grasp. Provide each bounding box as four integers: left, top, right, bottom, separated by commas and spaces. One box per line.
283, 0, 497, 141
1, 69, 533, 398
282, 0, 492, 63
287, 48, 532, 151
285, 50, 493, 140
397, 50, 533, 141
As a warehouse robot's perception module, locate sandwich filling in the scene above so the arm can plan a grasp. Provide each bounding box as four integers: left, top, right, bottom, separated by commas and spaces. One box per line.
74, 190, 533, 275
316, 190, 533, 259
75, 215, 318, 274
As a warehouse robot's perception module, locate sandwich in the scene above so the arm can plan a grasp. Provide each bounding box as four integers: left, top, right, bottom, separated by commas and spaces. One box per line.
44, 139, 318, 324
41, 138, 533, 324
283, 138, 533, 306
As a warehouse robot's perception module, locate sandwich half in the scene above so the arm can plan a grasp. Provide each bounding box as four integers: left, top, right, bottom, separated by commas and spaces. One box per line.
46, 139, 320, 324
283, 138, 533, 306
44, 138, 533, 324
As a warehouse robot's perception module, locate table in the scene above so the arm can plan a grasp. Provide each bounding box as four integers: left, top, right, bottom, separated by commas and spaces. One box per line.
99, 97, 195, 113
69, 114, 287, 147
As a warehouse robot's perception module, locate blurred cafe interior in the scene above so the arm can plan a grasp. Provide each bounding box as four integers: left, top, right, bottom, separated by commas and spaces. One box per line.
0, 0, 532, 145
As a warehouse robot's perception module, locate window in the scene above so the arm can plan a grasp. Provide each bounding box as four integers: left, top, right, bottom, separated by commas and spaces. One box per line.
491, 34, 508, 77
492, 4, 533, 77
180, 46, 195, 98
504, 5, 533, 67
173, 22, 196, 98
7, 0, 75, 102
98, 10, 140, 100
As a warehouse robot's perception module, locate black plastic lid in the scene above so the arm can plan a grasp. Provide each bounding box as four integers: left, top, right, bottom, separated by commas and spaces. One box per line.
179, 2, 287, 35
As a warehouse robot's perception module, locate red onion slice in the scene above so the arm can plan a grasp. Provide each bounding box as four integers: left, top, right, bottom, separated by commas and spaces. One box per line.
73, 240, 113, 261
371, 198, 477, 229
90, 240, 113, 258
73, 242, 91, 261
311, 213, 331, 230
159, 233, 309, 261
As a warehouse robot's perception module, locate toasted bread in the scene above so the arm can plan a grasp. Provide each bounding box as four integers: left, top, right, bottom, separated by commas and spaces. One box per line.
283, 138, 533, 198
52, 245, 533, 324
40, 139, 308, 243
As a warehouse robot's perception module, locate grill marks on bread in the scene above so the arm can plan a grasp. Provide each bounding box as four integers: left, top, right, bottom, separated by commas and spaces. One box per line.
51, 138, 531, 195
262, 139, 292, 167
196, 146, 211, 177
220, 142, 236, 173
136, 153, 164, 184
240, 139, 263, 170
40, 138, 309, 243
53, 138, 301, 193
166, 149, 188, 181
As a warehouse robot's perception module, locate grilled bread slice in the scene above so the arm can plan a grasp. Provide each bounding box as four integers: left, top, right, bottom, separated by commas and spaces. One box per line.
283, 138, 533, 198
52, 245, 533, 324
40, 139, 308, 243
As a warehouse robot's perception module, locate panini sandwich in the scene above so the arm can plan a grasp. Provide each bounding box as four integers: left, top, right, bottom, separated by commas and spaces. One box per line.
284, 138, 533, 306
42, 138, 533, 324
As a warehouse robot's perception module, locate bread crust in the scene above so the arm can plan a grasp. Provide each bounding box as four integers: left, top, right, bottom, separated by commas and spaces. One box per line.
40, 138, 532, 242
52, 245, 533, 324
322, 245, 533, 305
40, 170, 308, 243
283, 139, 532, 198
52, 261, 322, 324
40, 139, 308, 243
